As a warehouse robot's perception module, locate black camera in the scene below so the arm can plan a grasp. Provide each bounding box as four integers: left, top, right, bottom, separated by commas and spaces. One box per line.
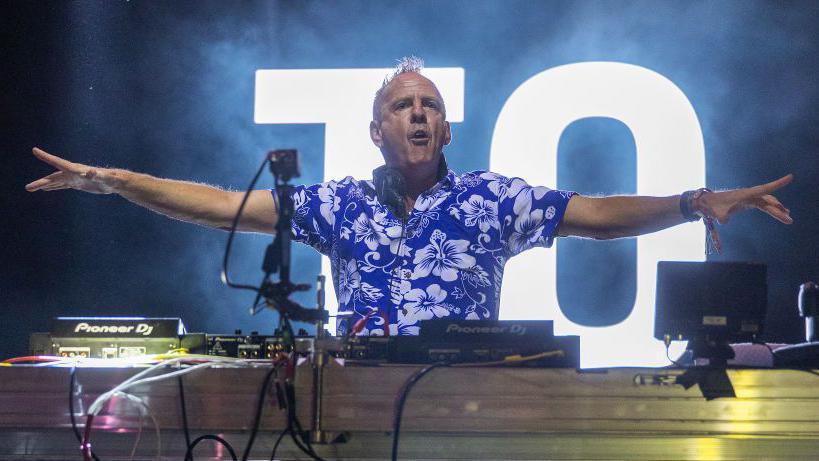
268, 149, 300, 182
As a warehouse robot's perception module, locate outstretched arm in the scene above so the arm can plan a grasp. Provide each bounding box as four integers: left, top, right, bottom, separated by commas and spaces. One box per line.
557, 174, 793, 240
25, 147, 278, 233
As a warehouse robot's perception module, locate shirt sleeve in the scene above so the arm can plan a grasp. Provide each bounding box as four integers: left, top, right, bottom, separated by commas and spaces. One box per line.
494, 175, 575, 257
273, 179, 345, 256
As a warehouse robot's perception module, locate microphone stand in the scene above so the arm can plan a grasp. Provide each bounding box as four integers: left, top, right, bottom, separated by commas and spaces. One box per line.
256, 150, 333, 448
252, 150, 328, 326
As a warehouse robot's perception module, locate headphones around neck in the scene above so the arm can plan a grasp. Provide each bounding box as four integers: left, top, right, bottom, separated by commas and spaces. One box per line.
372, 156, 448, 220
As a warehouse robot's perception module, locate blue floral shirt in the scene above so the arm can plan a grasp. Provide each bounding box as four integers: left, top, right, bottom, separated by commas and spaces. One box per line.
284, 170, 575, 336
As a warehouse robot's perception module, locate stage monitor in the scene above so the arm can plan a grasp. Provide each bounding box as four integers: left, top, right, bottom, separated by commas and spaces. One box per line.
654, 261, 767, 344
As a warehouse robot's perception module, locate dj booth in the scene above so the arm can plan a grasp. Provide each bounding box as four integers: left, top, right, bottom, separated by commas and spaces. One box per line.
2, 362, 819, 460
5, 261, 818, 460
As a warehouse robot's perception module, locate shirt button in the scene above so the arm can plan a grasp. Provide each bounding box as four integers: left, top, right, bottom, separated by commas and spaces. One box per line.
402, 270, 411, 279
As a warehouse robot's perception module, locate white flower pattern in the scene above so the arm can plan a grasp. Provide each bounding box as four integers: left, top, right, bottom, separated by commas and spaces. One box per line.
412, 230, 476, 282
458, 194, 500, 233
402, 284, 450, 323
317, 182, 341, 227
352, 212, 390, 251
336, 258, 361, 305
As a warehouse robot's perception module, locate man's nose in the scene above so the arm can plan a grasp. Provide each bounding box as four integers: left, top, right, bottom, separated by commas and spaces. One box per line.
410, 100, 426, 123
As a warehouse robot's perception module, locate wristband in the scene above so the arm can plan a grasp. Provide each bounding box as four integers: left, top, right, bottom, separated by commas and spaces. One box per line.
679, 187, 712, 221
680, 188, 721, 254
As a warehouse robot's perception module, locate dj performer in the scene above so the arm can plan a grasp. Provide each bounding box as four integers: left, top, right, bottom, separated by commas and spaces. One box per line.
26, 57, 793, 336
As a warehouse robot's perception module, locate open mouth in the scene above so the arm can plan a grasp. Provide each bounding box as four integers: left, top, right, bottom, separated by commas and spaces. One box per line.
408, 129, 430, 145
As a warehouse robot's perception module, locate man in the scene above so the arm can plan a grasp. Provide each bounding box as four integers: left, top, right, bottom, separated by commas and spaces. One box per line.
26, 57, 793, 336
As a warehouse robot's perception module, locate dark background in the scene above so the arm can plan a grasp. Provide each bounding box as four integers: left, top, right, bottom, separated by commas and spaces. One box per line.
2, 1, 817, 359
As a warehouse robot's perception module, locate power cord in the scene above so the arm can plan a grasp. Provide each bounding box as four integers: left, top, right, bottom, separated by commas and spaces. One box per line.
663, 336, 685, 368
752, 340, 776, 365
268, 428, 290, 461
390, 351, 566, 461
240, 364, 281, 461
184, 435, 238, 461
221, 154, 270, 293
178, 376, 193, 461
391, 363, 448, 461
69, 367, 102, 461
279, 318, 326, 461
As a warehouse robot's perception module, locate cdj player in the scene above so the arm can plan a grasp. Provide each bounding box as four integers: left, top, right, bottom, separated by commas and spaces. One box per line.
344, 319, 580, 367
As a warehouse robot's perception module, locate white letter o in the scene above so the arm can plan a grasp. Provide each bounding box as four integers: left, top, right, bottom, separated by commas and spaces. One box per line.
490, 62, 705, 367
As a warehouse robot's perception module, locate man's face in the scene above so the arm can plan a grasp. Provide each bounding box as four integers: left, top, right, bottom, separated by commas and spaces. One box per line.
370, 72, 451, 171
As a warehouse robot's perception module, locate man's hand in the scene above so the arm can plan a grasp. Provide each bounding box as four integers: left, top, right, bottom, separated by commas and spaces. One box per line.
25, 147, 119, 194
696, 174, 793, 225
25, 146, 278, 233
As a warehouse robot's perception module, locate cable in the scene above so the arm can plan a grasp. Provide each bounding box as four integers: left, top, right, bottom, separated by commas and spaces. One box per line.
113, 391, 161, 461
284, 380, 324, 460
118, 362, 245, 394
221, 153, 270, 293
269, 428, 290, 461
82, 414, 95, 461
240, 364, 280, 461
450, 350, 564, 368
277, 318, 325, 461
184, 435, 238, 461
752, 340, 776, 365
81, 357, 248, 457
178, 377, 193, 461
182, 361, 282, 461
387, 352, 562, 461
662, 335, 686, 368
78, 389, 161, 461
3, 355, 63, 364
69, 367, 102, 461
89, 358, 246, 416
126, 395, 146, 461
78, 357, 247, 461
391, 363, 448, 461
89, 357, 187, 415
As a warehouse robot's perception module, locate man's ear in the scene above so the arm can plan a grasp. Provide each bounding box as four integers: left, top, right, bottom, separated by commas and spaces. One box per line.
443, 121, 452, 146
370, 120, 383, 148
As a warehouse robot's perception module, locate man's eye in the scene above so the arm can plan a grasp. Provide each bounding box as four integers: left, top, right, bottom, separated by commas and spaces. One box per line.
394, 101, 408, 110
424, 100, 439, 109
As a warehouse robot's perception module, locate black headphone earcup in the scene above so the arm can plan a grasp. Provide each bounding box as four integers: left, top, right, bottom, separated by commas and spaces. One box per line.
373, 165, 408, 219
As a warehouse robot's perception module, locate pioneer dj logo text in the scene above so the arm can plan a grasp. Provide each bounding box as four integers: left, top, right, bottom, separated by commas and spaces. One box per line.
74, 322, 154, 336
446, 324, 527, 335
254, 62, 704, 367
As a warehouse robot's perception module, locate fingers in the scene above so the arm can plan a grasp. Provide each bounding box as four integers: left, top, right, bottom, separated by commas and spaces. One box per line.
753, 173, 794, 195
31, 147, 83, 174
760, 205, 793, 224
761, 194, 790, 214
758, 194, 793, 224
25, 171, 66, 191
39, 183, 71, 192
